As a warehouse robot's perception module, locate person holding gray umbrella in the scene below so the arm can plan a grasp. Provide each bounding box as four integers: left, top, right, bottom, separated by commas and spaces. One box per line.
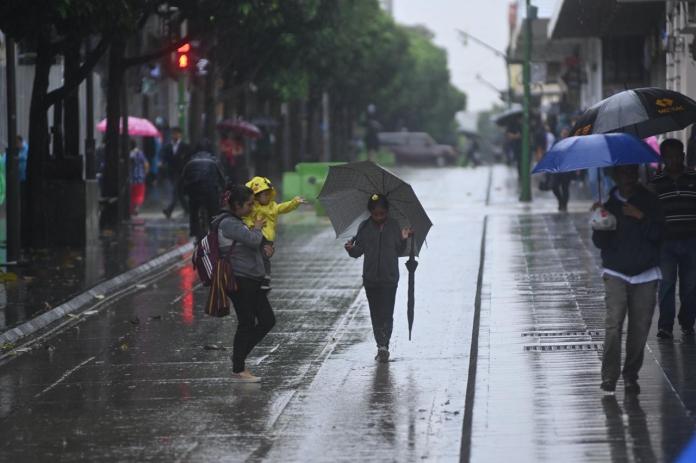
345, 194, 413, 363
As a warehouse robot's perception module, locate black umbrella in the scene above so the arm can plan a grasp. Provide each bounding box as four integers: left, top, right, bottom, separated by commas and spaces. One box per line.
318, 161, 432, 256
405, 233, 418, 340
492, 105, 523, 127
571, 87, 696, 138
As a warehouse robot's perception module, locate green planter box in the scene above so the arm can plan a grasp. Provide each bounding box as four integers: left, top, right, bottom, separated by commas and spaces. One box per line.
281, 162, 344, 215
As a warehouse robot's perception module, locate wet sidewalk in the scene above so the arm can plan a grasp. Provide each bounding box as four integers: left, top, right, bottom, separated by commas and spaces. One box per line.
0, 166, 490, 462
468, 211, 696, 462
0, 183, 190, 338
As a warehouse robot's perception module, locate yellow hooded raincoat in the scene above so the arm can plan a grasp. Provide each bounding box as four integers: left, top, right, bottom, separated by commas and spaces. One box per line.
243, 176, 302, 242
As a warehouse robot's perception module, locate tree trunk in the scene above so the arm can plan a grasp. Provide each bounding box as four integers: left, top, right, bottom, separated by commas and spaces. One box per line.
203, 60, 217, 143
188, 73, 203, 145
63, 37, 81, 157
102, 39, 125, 228
52, 99, 64, 159
119, 81, 130, 221
26, 31, 54, 246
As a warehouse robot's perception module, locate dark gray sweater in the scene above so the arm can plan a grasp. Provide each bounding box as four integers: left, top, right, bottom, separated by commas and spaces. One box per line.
347, 217, 407, 287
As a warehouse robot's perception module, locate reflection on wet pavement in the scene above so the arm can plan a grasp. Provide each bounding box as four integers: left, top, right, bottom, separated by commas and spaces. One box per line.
1, 166, 695, 461
0, 217, 190, 332
0, 166, 486, 461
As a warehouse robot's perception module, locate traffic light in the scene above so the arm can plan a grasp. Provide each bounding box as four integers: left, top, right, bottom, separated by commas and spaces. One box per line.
176, 43, 191, 71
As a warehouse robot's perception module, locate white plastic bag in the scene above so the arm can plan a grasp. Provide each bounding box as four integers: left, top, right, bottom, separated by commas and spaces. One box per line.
590, 207, 617, 231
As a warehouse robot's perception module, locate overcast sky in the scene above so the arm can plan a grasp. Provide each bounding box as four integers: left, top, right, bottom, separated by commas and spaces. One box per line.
393, 0, 510, 113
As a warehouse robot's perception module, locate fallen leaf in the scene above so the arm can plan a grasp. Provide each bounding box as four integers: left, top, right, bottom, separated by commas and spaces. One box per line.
1, 342, 16, 351
44, 302, 52, 310
120, 343, 129, 351
129, 317, 140, 325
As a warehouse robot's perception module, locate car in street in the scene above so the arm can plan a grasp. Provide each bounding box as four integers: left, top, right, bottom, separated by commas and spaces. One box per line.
378, 132, 458, 166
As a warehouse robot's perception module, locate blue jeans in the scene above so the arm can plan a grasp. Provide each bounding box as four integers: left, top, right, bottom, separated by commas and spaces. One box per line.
658, 238, 696, 332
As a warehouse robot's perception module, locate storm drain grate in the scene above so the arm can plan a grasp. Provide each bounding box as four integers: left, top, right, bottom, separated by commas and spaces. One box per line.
514, 272, 588, 282
521, 330, 603, 338
524, 342, 603, 352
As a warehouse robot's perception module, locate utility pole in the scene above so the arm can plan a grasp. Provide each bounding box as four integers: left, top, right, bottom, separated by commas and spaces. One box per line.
519, 0, 533, 202
5, 36, 20, 261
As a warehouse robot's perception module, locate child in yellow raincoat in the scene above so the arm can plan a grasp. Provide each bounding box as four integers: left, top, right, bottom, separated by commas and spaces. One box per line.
244, 176, 305, 289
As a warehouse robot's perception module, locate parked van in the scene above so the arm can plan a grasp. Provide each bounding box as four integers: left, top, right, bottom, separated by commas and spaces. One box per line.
378, 132, 458, 166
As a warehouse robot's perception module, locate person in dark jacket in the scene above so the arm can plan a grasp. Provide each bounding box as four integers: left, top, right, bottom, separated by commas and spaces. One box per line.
162, 127, 191, 219
592, 164, 664, 395
180, 147, 226, 240
345, 194, 412, 362
217, 184, 274, 383
650, 139, 696, 339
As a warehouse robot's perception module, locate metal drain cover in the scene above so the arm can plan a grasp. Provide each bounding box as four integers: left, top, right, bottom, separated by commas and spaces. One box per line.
524, 342, 602, 352
522, 330, 603, 338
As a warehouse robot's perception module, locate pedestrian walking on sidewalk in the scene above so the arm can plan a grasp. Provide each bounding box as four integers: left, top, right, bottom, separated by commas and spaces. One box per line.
551, 127, 573, 212
592, 165, 664, 395
129, 140, 149, 216
345, 194, 412, 363
162, 127, 191, 219
650, 139, 696, 339
242, 176, 305, 290
180, 144, 227, 240
218, 185, 275, 383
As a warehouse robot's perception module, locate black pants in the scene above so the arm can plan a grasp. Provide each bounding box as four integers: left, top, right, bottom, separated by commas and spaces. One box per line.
188, 188, 219, 240
164, 174, 188, 215
228, 277, 276, 373
552, 173, 572, 211
365, 285, 397, 348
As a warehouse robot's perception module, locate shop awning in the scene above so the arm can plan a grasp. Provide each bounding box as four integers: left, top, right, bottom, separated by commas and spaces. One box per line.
549, 0, 664, 39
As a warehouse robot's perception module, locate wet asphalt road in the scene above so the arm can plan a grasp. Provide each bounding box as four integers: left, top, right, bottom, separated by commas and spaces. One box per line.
0, 166, 491, 462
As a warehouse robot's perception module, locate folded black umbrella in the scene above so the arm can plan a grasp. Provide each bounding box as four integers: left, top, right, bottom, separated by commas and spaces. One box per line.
571, 87, 696, 138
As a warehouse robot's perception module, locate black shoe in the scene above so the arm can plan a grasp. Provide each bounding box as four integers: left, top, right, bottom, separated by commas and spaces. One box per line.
600, 381, 616, 393
682, 326, 695, 336
625, 380, 641, 395
657, 328, 673, 339
162, 208, 172, 219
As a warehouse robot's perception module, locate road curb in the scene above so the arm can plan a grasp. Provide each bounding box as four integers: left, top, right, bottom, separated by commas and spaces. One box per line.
0, 242, 194, 347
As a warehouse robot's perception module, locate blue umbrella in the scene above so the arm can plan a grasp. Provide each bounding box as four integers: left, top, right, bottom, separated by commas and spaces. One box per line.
532, 133, 660, 174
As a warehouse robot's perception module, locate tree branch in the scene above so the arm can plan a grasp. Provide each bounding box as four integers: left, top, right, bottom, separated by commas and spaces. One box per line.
123, 34, 192, 68
44, 35, 111, 109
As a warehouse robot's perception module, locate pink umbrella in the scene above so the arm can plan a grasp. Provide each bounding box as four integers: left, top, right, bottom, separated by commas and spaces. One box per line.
96, 116, 161, 138
644, 136, 661, 170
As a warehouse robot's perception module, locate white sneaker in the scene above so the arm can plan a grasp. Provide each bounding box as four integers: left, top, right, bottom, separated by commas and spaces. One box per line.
231, 370, 261, 383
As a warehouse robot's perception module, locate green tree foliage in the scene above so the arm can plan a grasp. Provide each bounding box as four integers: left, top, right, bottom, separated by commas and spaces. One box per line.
375, 26, 467, 142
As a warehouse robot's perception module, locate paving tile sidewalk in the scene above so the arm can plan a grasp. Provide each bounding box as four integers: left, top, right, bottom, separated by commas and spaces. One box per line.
469, 212, 696, 462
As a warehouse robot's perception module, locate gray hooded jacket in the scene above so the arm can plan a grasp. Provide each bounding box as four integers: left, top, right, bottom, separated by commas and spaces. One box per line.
347, 217, 406, 287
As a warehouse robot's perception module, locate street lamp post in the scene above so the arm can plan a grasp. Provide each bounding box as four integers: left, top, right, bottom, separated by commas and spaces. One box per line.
519, 0, 533, 202
457, 29, 512, 109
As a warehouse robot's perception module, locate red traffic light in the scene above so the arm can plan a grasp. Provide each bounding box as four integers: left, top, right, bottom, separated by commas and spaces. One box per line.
176, 43, 191, 70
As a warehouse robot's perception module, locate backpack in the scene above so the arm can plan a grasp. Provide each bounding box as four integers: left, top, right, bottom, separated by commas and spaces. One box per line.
192, 212, 233, 286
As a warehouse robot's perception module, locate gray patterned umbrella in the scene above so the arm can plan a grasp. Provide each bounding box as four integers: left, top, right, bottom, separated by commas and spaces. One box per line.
317, 161, 432, 257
